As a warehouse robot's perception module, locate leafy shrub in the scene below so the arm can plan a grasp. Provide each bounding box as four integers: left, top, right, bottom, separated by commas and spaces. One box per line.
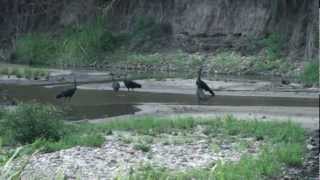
1, 103, 65, 144
134, 143, 151, 152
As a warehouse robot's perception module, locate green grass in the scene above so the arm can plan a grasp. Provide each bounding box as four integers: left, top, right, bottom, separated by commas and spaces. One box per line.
93, 116, 305, 179
262, 33, 284, 61
275, 143, 304, 167
31, 133, 105, 153
300, 61, 319, 86
0, 67, 10, 76
124, 143, 303, 180
71, 115, 305, 145
133, 143, 151, 152
15, 33, 58, 66
0, 66, 49, 80
12, 17, 123, 68
0, 105, 307, 179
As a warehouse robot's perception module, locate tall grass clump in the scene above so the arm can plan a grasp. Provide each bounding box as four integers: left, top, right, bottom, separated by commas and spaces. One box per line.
56, 17, 124, 67
262, 33, 284, 61
57, 21, 105, 66
13, 17, 123, 67
0, 103, 65, 144
30, 132, 105, 153
300, 61, 319, 86
14, 33, 58, 66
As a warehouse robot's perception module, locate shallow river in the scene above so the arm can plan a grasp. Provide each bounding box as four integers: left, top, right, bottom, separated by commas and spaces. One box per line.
1, 84, 318, 121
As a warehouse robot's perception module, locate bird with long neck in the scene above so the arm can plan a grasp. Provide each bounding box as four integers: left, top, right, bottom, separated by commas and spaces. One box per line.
196, 67, 215, 96
110, 73, 120, 92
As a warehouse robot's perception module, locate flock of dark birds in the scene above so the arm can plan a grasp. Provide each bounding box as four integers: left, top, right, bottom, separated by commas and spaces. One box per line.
1, 66, 295, 106
55, 67, 215, 104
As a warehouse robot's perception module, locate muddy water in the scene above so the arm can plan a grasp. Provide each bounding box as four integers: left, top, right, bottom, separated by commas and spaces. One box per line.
1, 84, 318, 121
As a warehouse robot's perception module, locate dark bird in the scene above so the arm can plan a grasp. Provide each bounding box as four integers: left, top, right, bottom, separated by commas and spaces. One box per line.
56, 78, 77, 101
281, 77, 290, 85
196, 67, 215, 96
123, 75, 142, 91
110, 73, 120, 92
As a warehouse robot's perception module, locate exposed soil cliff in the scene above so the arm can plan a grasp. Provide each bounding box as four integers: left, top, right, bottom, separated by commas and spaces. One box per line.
0, 0, 318, 60
106, 0, 318, 59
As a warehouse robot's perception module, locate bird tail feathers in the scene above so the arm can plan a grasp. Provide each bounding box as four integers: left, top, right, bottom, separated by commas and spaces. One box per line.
56, 94, 63, 99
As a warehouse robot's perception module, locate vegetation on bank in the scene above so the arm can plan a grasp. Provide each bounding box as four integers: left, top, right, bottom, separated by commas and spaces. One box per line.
1, 14, 315, 85
10, 25, 286, 72
0, 66, 49, 80
300, 61, 319, 86
11, 16, 166, 67
0, 103, 307, 179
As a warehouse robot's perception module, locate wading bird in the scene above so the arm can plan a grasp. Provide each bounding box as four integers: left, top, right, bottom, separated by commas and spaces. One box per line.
110, 73, 120, 92
196, 67, 215, 96
56, 77, 77, 101
123, 75, 141, 91
196, 67, 215, 104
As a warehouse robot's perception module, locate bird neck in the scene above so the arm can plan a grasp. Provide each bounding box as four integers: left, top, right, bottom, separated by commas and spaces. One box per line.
74, 81, 77, 89
197, 71, 201, 81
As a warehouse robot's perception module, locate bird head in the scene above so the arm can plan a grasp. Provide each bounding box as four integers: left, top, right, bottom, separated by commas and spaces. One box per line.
197, 67, 203, 78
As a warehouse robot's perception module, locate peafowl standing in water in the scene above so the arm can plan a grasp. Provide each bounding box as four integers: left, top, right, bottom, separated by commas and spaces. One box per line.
196, 67, 215, 96
196, 67, 215, 104
110, 73, 120, 92
123, 74, 142, 91
56, 77, 77, 101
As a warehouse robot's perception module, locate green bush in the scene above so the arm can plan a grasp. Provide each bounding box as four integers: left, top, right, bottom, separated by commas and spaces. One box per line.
134, 143, 151, 152
1, 103, 65, 144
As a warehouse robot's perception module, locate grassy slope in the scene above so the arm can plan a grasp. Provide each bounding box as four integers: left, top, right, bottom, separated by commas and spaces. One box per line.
0, 105, 307, 179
